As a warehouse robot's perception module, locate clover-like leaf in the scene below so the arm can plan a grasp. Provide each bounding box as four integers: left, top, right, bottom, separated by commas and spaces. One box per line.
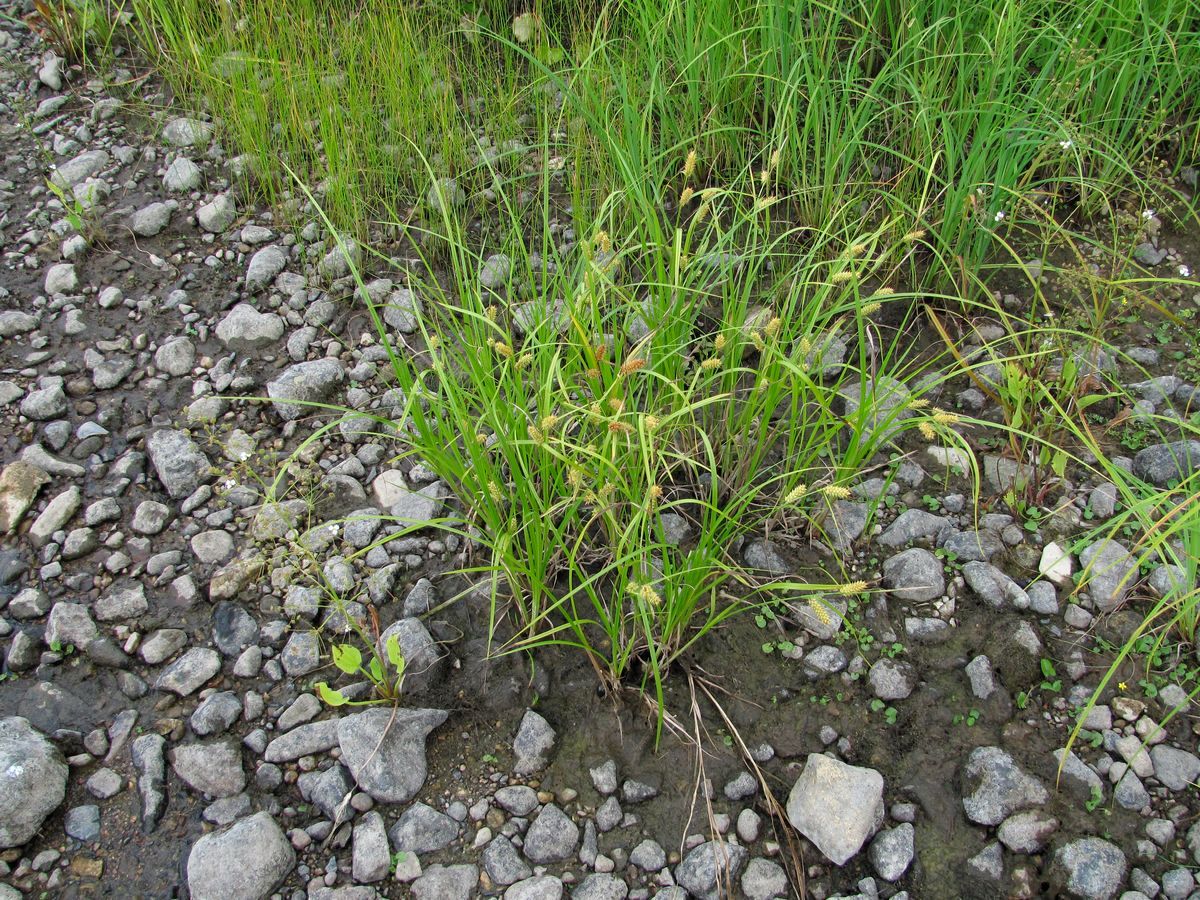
316, 681, 348, 706
332, 643, 362, 675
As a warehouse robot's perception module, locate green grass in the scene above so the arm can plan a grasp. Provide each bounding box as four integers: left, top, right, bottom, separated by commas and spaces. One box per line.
91, 0, 1200, 721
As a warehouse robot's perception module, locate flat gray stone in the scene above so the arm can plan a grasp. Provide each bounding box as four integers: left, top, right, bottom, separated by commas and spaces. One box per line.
1079, 540, 1137, 612
186, 811, 294, 900
882, 548, 944, 602
266, 359, 345, 421
337, 707, 447, 803
146, 429, 211, 499
962, 746, 1048, 826
155, 647, 220, 696
0, 717, 68, 849
513, 709, 555, 775
675, 841, 748, 900
786, 754, 884, 865
1052, 837, 1126, 900
522, 804, 578, 863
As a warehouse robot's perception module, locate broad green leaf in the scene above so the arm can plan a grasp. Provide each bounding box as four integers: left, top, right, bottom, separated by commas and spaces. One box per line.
386, 634, 405, 673
368, 656, 383, 684
316, 682, 348, 706
332, 643, 362, 675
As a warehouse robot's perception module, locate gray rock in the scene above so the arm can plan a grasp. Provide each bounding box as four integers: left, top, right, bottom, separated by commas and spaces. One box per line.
44, 602, 98, 649
786, 754, 884, 865
164, 156, 201, 192
869, 823, 914, 882
966, 655, 998, 699
882, 548, 945, 602
163, 117, 213, 147
383, 287, 423, 333
1162, 869, 1195, 899
266, 359, 345, 421
153, 336, 196, 377
170, 740, 246, 798
1134, 242, 1167, 266
590, 759, 618, 795
494, 785, 539, 816
198, 193, 236, 233
571, 874, 627, 900
967, 841, 1004, 881
513, 709, 555, 775
1052, 749, 1104, 800
280, 631, 320, 676
376, 618, 442, 694
504, 875, 564, 900
352, 811, 390, 884
155, 647, 221, 696
878, 509, 950, 547
0, 717, 68, 849
1133, 441, 1200, 486
838, 375, 911, 442
21, 383, 67, 420
1052, 838, 1127, 900
132, 733, 167, 831
1027, 581, 1059, 615
802, 645, 847, 677
1149, 745, 1200, 791
337, 707, 447, 803
216, 303, 285, 351
29, 486, 81, 548
95, 583, 148, 621
743, 539, 790, 574
146, 429, 211, 499
675, 841, 749, 900
191, 691, 242, 736
64, 804, 100, 842
1079, 540, 1137, 612
868, 658, 917, 700
940, 529, 1004, 562
131, 500, 172, 535
264, 719, 340, 762
130, 202, 172, 236
595, 795, 622, 832
480, 253, 513, 290
245, 245, 288, 291
0, 310, 39, 335
186, 812, 295, 900
483, 834, 532, 885
86, 767, 123, 800
997, 810, 1058, 853
740, 858, 788, 900
629, 838, 666, 871
296, 762, 352, 819
51, 149, 109, 189
962, 746, 1048, 826
390, 802, 459, 854
0, 460, 50, 532
412, 864, 478, 900
523, 804, 578, 863
825, 499, 868, 550
963, 561, 1030, 609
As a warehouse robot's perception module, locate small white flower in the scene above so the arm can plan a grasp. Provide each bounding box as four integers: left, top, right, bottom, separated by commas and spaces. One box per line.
1058, 139, 1073, 150
223, 479, 236, 489
994, 211, 1006, 223
1142, 208, 1156, 220
1180, 265, 1192, 277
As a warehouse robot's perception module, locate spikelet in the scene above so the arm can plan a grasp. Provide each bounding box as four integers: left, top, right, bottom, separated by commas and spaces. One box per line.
619, 357, 647, 376
831, 271, 856, 285
683, 149, 697, 179
838, 580, 868, 595
908, 398, 930, 410
932, 408, 960, 425
493, 341, 513, 359
903, 229, 926, 242
764, 317, 782, 339
679, 186, 695, 206
808, 598, 832, 626
874, 286, 896, 296
527, 423, 545, 444
860, 301, 882, 316
784, 483, 808, 504
918, 420, 936, 440
821, 484, 852, 499
487, 480, 503, 502
701, 356, 722, 370
516, 352, 532, 369
714, 333, 727, 352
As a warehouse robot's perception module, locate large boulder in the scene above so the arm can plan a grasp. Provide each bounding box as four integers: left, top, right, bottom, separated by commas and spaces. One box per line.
0, 717, 69, 848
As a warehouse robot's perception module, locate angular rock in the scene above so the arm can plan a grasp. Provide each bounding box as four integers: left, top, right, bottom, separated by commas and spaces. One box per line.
170, 740, 246, 798
264, 719, 340, 762
155, 647, 221, 696
146, 429, 211, 499
198, 193, 236, 233
1052, 837, 1126, 900
216, 303, 285, 351
351, 811, 390, 884
412, 864, 478, 900
513, 709, 555, 775
882, 548, 944, 602
390, 801, 460, 854
786, 754, 885, 865
997, 810, 1058, 853
186, 812, 295, 900
0, 461, 50, 533
266, 359, 345, 421
376, 618, 442, 694
961, 746, 1048, 826
245, 245, 287, 291
869, 823, 914, 882
0, 717, 68, 849
523, 804, 579, 863
482, 834, 532, 885
1133, 441, 1200, 487
675, 841, 749, 900
1078, 540, 1137, 612
131, 733, 167, 832
337, 707, 447, 803
963, 561, 1029, 610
